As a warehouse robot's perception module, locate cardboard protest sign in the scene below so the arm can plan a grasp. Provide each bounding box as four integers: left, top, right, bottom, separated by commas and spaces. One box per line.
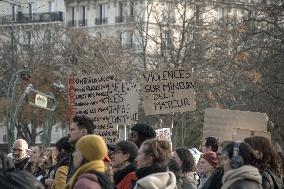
156, 128, 171, 141
108, 81, 139, 125
68, 73, 118, 143
142, 67, 196, 115
203, 108, 268, 141
232, 128, 271, 141
68, 74, 140, 143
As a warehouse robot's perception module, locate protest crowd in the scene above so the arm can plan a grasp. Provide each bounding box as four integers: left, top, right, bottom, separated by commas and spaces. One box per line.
1, 115, 284, 189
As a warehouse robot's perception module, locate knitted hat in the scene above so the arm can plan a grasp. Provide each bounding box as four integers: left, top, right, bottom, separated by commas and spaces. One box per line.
114, 141, 138, 163
131, 123, 156, 138
202, 151, 218, 168
76, 135, 107, 162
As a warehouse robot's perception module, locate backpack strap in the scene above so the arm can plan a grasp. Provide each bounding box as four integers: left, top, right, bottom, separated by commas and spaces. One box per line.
87, 170, 114, 189
265, 170, 284, 189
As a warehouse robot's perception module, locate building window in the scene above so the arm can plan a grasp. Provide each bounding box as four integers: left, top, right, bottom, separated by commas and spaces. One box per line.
218, 7, 225, 21
115, 2, 124, 23
195, 5, 202, 22
161, 30, 171, 50
96, 4, 108, 24
48, 1, 54, 12
130, 1, 134, 18
79, 6, 87, 26
68, 7, 76, 26
28, 3, 34, 19
119, 2, 123, 17
12, 4, 17, 21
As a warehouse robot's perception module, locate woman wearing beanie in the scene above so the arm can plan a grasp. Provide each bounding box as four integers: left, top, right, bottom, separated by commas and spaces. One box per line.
112, 141, 138, 189
197, 151, 218, 189
66, 135, 113, 189
133, 138, 177, 189
172, 148, 198, 189
221, 142, 262, 189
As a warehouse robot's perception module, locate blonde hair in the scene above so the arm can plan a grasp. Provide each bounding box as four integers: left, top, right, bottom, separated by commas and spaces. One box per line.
142, 138, 172, 168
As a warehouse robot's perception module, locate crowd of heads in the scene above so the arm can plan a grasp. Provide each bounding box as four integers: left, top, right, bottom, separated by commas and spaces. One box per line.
1, 115, 284, 189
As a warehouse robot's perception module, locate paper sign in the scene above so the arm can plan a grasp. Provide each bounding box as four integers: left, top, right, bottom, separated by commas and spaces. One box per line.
203, 108, 268, 141
68, 73, 117, 143
35, 94, 48, 108
108, 81, 139, 125
68, 74, 140, 143
142, 67, 196, 115
156, 128, 171, 141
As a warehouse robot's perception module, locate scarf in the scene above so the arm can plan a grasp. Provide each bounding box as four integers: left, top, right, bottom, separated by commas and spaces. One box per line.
221, 165, 262, 189
67, 160, 105, 189
136, 164, 167, 179
113, 163, 136, 185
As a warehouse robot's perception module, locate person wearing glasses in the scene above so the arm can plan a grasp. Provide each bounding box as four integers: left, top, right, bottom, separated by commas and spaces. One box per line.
11, 139, 29, 170
112, 141, 138, 189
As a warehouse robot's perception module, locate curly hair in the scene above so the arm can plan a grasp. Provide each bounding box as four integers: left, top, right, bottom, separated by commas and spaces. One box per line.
142, 138, 172, 168
34, 147, 57, 172
204, 136, 220, 152
175, 148, 196, 172
244, 136, 280, 174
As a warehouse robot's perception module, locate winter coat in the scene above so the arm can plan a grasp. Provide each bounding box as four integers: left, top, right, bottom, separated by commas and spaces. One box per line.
51, 165, 68, 189
114, 164, 137, 189
198, 168, 223, 189
134, 171, 177, 189
177, 172, 197, 189
221, 165, 262, 189
51, 151, 70, 189
14, 157, 29, 170
73, 173, 102, 189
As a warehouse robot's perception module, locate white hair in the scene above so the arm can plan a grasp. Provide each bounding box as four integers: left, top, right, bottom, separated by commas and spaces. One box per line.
13, 139, 29, 149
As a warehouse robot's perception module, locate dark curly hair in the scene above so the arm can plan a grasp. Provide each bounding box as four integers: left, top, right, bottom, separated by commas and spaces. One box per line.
204, 136, 220, 152
244, 136, 280, 174
175, 148, 196, 172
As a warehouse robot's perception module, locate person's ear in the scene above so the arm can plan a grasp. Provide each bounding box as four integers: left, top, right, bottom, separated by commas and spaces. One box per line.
254, 150, 263, 159
123, 153, 130, 162
81, 128, 88, 135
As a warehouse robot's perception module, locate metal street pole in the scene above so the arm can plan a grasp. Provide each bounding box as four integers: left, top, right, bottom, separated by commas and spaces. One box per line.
6, 68, 31, 152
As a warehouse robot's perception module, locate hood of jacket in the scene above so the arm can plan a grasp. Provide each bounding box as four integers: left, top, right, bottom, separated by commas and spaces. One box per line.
221, 165, 262, 189
135, 171, 177, 189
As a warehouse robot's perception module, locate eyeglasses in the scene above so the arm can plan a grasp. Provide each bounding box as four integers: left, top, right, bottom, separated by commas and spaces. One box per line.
12, 148, 24, 152
113, 150, 123, 155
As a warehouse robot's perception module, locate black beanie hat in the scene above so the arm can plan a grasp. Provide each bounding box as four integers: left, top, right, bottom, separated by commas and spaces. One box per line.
131, 123, 156, 138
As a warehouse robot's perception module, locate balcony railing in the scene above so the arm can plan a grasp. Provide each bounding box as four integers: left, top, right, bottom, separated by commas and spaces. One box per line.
0, 11, 63, 25
67, 20, 76, 27
115, 16, 124, 23
95, 17, 108, 25
79, 19, 87, 26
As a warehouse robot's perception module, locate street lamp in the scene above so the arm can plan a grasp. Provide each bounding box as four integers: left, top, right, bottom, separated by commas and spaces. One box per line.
6, 67, 31, 152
